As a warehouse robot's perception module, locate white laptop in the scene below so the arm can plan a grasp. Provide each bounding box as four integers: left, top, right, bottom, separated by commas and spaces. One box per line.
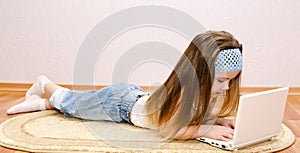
196, 87, 289, 151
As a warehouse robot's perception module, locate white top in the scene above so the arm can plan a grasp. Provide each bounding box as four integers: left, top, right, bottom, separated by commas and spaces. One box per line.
130, 94, 157, 129
130, 95, 222, 129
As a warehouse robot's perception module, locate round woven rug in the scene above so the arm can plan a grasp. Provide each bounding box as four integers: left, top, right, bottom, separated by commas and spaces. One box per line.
0, 110, 295, 153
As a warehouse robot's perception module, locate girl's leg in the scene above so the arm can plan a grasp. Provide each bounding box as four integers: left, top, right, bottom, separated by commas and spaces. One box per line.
44, 82, 61, 97
7, 75, 63, 114
43, 82, 62, 110
45, 99, 56, 109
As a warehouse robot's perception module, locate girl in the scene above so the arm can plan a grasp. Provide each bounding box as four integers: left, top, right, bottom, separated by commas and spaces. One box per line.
7, 30, 243, 142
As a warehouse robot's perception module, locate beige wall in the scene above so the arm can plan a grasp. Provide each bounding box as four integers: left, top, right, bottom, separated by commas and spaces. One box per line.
0, 0, 299, 87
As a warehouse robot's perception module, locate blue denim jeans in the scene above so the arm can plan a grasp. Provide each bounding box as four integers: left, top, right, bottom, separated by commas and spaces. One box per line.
48, 83, 147, 123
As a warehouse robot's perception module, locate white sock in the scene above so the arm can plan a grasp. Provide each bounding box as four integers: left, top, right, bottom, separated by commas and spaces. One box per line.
25, 75, 52, 99
7, 95, 46, 115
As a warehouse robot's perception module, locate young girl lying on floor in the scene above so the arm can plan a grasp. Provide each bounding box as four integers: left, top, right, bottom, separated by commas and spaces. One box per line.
7, 30, 243, 141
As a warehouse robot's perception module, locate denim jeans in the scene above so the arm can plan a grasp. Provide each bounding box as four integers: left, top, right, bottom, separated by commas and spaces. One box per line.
49, 83, 147, 123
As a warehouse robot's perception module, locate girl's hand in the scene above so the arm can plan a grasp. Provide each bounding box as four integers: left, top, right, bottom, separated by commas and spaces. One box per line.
201, 125, 234, 141
215, 118, 236, 129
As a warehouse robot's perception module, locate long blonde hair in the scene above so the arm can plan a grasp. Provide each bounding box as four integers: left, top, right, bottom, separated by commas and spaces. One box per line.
146, 31, 243, 138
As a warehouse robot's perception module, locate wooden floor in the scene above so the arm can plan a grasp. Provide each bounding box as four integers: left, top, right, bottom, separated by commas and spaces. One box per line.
0, 90, 299, 153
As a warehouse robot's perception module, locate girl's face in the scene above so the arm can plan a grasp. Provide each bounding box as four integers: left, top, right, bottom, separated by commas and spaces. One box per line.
211, 70, 241, 98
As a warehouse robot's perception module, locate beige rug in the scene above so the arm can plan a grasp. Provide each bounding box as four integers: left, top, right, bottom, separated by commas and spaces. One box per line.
0, 110, 295, 153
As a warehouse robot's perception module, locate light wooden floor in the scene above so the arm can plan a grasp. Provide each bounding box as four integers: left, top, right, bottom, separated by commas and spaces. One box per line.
0, 91, 299, 153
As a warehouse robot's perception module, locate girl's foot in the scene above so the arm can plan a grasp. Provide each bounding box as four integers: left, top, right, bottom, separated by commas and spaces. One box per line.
7, 95, 46, 114
25, 75, 52, 99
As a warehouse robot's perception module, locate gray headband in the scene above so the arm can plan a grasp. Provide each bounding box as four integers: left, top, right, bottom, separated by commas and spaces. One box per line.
215, 48, 243, 72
